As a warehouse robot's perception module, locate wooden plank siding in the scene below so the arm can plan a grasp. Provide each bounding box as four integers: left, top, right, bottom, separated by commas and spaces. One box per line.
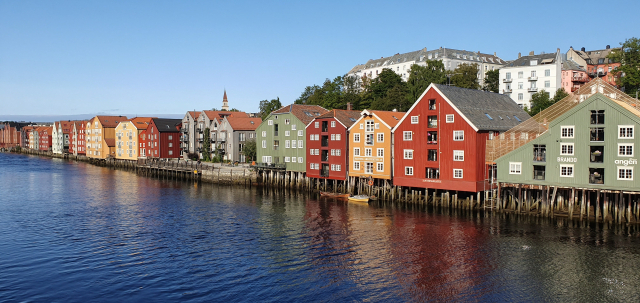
306, 117, 349, 180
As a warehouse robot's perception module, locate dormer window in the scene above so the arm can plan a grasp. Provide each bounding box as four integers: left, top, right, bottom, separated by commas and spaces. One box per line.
530, 60, 538, 66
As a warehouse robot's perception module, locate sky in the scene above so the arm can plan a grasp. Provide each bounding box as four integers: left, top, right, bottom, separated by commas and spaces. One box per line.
1, 0, 639, 119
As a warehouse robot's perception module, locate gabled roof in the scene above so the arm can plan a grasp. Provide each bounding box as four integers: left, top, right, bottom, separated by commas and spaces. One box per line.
350, 110, 405, 131
96, 116, 128, 128
272, 104, 329, 125
225, 117, 262, 131
315, 110, 361, 129
58, 121, 73, 133
152, 118, 182, 133
562, 59, 586, 72
573, 47, 620, 65
202, 110, 248, 123
128, 117, 154, 130
187, 111, 201, 120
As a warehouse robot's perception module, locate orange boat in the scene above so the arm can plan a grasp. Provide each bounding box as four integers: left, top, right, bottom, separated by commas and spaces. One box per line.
320, 192, 350, 199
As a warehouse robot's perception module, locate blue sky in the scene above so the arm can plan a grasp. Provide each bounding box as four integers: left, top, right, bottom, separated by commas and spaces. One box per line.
1, 0, 638, 117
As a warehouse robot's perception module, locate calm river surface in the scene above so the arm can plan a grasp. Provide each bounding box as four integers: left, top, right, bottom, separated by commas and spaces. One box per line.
1, 153, 640, 302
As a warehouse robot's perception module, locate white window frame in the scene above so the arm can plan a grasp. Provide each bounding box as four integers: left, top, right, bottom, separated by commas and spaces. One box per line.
560, 126, 574, 138
285, 157, 290, 162
453, 150, 464, 161
336, 149, 341, 156
365, 120, 375, 132
453, 131, 464, 141
560, 164, 574, 177
262, 131, 266, 137
365, 148, 372, 157
618, 143, 634, 157
331, 121, 336, 127
291, 157, 297, 163
405, 166, 413, 176
298, 157, 303, 163
617, 167, 634, 181
268, 120, 273, 126
618, 125, 634, 139
403, 131, 412, 141
446, 115, 454, 123
560, 143, 574, 156
377, 133, 384, 143
509, 162, 522, 174
453, 169, 463, 179
298, 140, 303, 148
262, 140, 266, 148
336, 134, 341, 141
377, 148, 384, 157
354, 133, 360, 142
315, 122, 319, 128
353, 161, 360, 170
376, 162, 384, 172
365, 162, 373, 174
285, 131, 290, 137
297, 130, 303, 136
404, 149, 413, 159
410, 116, 419, 124
354, 148, 360, 156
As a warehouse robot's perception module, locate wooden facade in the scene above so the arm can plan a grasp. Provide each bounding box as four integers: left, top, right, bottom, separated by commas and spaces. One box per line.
115, 117, 153, 160
86, 116, 128, 159
348, 110, 404, 181
306, 110, 360, 181
145, 118, 182, 159
393, 84, 529, 193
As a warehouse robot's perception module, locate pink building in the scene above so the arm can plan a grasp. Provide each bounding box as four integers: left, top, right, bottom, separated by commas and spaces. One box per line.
561, 60, 589, 93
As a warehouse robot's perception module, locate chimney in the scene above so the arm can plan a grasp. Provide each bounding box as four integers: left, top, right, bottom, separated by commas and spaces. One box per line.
347, 102, 352, 111
581, 47, 585, 52
494, 52, 496, 56
518, 52, 521, 58
606, 45, 610, 49
529, 51, 534, 56
557, 48, 560, 53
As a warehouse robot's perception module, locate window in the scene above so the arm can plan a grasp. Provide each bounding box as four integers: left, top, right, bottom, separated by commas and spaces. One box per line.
336, 149, 341, 156
534, 144, 546, 161
298, 140, 303, 148
560, 164, 574, 177
268, 120, 273, 125
560, 126, 574, 138
518, 71, 523, 78
365, 120, 375, 132
353, 161, 360, 170
262, 140, 266, 148
262, 131, 266, 137
590, 110, 605, 124
315, 149, 319, 155
336, 134, 341, 140
446, 115, 454, 123
403, 131, 412, 141
509, 162, 522, 174
298, 130, 303, 136
285, 140, 290, 148
331, 164, 335, 171
292, 124, 297, 130
545, 69, 550, 77
560, 143, 574, 155
291, 157, 297, 163
354, 148, 360, 156
377, 133, 384, 142
619, 125, 634, 139
518, 93, 523, 100
453, 169, 463, 179
285, 131, 290, 137
377, 162, 384, 172
618, 167, 633, 180
336, 165, 341, 171
506, 72, 511, 79
453, 131, 464, 141
331, 134, 336, 140
453, 150, 464, 161
619, 143, 634, 156
331, 121, 335, 127
377, 148, 384, 157
285, 119, 290, 125
315, 122, 319, 128
365, 148, 372, 157
411, 116, 419, 124
285, 157, 290, 162
427, 116, 438, 128
545, 81, 550, 88
298, 157, 303, 163
404, 150, 413, 159
518, 82, 523, 89
292, 140, 297, 148
405, 167, 413, 176
365, 162, 373, 174
330, 149, 335, 156
428, 99, 436, 110
354, 133, 360, 142
168, 135, 172, 140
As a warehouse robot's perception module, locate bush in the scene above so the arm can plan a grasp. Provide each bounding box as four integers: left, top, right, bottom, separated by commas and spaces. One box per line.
187, 152, 199, 161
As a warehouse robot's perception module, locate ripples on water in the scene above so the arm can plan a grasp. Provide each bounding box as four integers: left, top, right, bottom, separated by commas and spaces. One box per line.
1, 153, 640, 302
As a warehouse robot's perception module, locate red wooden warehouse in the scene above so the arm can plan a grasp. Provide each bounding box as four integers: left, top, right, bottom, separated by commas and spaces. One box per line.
392, 84, 529, 193
306, 109, 361, 180
38, 126, 53, 152
144, 118, 182, 159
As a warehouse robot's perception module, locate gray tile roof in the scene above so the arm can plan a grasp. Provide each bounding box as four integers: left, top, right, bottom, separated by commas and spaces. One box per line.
152, 118, 182, 133
562, 59, 586, 71
433, 84, 531, 131
504, 53, 557, 68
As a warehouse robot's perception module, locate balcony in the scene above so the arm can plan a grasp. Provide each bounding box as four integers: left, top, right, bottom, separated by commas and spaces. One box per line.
533, 166, 546, 180
427, 131, 437, 144
321, 135, 329, 147
503, 88, 512, 93
181, 136, 188, 142
528, 76, 538, 81
533, 144, 546, 162
572, 76, 588, 82
321, 150, 329, 162
364, 134, 374, 146
503, 78, 512, 83
321, 164, 330, 177
427, 116, 437, 128
590, 128, 604, 142
590, 146, 603, 163
528, 87, 538, 92
589, 168, 604, 185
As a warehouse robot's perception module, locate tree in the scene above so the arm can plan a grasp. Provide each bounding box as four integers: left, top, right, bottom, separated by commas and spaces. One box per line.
242, 139, 256, 162
202, 128, 211, 161
483, 69, 500, 93
406, 60, 447, 103
608, 37, 640, 97
552, 87, 569, 103
527, 90, 551, 116
259, 97, 282, 120
229, 108, 240, 112
449, 63, 480, 89
295, 85, 320, 104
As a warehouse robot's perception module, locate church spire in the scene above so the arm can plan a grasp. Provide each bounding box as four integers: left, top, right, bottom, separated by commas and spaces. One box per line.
222, 89, 229, 111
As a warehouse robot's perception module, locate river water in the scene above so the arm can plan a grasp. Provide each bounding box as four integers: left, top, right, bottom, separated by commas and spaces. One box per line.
1, 153, 640, 302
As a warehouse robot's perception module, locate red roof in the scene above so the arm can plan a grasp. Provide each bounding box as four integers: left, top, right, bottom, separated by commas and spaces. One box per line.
188, 111, 201, 120
128, 117, 154, 130
202, 110, 248, 123
226, 117, 262, 131
368, 110, 405, 129
96, 116, 128, 128
272, 104, 329, 125
316, 109, 361, 128
105, 138, 116, 147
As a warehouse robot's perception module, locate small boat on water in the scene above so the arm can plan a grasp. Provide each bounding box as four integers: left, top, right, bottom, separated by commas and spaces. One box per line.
348, 195, 370, 203
320, 191, 350, 199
